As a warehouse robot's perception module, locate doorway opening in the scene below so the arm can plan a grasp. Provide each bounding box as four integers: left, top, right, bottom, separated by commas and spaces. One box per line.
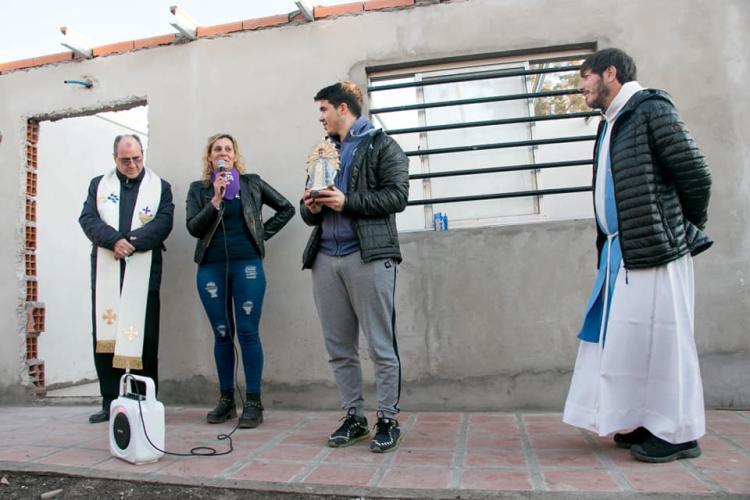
25, 104, 148, 402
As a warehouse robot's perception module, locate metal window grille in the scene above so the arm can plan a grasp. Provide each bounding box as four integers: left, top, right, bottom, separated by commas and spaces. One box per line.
367, 49, 600, 231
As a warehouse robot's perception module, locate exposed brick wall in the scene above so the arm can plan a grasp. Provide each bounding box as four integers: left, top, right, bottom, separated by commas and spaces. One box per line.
24, 253, 36, 276
28, 361, 45, 392
26, 279, 38, 303
24, 120, 45, 395
24, 225, 36, 250
25, 198, 36, 222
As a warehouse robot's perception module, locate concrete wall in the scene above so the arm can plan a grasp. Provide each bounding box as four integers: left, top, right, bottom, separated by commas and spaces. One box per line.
0, 0, 747, 409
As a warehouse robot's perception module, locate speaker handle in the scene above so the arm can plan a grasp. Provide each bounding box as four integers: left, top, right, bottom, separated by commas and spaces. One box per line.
119, 373, 156, 401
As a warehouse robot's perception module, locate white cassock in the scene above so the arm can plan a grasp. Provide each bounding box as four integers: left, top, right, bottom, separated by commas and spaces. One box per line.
562, 82, 705, 445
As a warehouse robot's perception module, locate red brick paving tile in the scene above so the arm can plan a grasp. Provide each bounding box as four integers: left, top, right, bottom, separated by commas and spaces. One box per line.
162, 439, 248, 456
707, 420, 750, 433
155, 455, 241, 478
524, 414, 566, 423
415, 413, 461, 423
543, 470, 622, 492
603, 449, 680, 470
590, 434, 616, 447
304, 464, 376, 486
252, 421, 304, 432
24, 432, 87, 447
725, 433, 750, 449
401, 434, 458, 449
536, 449, 603, 467
231, 461, 306, 482
298, 419, 338, 432
379, 466, 452, 489
623, 470, 712, 493
704, 471, 750, 494
36, 448, 112, 467
257, 444, 324, 462
78, 433, 111, 451
464, 449, 527, 468
525, 423, 581, 435
0, 446, 59, 462
227, 430, 277, 445
693, 449, 750, 469
705, 411, 747, 423
323, 446, 388, 465
280, 430, 328, 446
410, 423, 460, 435
468, 423, 521, 435
469, 414, 518, 425
165, 414, 205, 425
261, 412, 309, 424
460, 470, 532, 491
529, 433, 593, 449
698, 435, 738, 451
466, 435, 523, 450
393, 449, 454, 466
393, 412, 412, 423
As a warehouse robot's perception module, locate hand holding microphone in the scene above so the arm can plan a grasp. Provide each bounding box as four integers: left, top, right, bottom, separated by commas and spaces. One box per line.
211, 159, 229, 209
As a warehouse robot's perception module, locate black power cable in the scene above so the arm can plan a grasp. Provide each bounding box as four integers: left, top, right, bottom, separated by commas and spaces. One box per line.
122, 195, 245, 457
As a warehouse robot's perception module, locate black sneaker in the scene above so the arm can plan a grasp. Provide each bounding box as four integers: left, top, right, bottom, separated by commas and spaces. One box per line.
630, 435, 701, 463
328, 408, 369, 448
370, 411, 401, 453
614, 427, 652, 449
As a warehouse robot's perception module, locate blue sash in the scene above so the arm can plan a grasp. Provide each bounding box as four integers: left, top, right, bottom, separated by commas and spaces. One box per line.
578, 121, 622, 344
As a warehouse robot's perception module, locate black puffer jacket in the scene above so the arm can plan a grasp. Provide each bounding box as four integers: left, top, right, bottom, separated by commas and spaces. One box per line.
186, 174, 295, 264
595, 89, 712, 269
300, 129, 409, 269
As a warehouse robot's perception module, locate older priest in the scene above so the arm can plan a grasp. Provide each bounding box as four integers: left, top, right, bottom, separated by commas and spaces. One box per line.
79, 134, 174, 424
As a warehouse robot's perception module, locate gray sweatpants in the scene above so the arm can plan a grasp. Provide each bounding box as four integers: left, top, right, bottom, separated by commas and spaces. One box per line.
312, 252, 401, 418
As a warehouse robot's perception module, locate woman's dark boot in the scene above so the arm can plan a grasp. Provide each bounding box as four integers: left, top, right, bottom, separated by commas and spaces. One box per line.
207, 389, 236, 424
239, 395, 264, 429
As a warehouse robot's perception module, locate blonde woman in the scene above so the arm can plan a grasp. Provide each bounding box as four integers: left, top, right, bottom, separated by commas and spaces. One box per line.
186, 133, 294, 428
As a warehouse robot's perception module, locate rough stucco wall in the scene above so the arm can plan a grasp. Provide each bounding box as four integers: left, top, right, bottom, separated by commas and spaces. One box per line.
0, 0, 747, 409
0, 117, 28, 403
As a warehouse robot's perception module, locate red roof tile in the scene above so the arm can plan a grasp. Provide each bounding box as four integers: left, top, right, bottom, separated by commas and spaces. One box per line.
0, 1, 435, 74
314, 2, 365, 19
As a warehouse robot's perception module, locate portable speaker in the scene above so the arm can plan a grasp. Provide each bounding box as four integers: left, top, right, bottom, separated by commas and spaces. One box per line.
109, 374, 165, 464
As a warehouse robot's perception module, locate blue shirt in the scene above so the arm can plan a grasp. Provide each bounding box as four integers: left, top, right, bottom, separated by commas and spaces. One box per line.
319, 117, 375, 257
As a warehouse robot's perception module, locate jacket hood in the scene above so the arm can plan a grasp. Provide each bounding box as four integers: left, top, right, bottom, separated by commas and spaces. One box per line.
620, 88, 674, 115
329, 117, 381, 143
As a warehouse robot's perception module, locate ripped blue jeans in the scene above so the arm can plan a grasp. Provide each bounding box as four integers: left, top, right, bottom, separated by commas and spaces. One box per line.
197, 258, 266, 393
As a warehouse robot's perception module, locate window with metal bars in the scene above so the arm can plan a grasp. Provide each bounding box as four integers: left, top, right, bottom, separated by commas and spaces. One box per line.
367, 48, 600, 231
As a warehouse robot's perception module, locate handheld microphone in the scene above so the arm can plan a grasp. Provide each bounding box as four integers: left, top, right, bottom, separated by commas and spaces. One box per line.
217, 159, 227, 197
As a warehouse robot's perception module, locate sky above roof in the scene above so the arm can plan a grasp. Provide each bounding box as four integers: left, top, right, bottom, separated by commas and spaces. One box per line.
1, 0, 355, 62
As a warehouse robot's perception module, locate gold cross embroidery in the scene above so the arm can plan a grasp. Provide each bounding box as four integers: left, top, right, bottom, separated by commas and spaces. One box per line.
102, 308, 117, 325
123, 326, 139, 341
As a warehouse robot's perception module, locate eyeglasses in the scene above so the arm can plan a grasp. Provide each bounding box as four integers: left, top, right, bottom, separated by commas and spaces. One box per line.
117, 156, 143, 165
